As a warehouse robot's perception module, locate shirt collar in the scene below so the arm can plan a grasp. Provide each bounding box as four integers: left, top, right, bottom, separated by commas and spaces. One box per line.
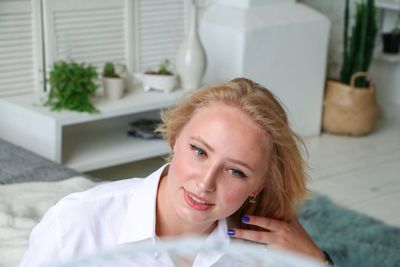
117, 164, 168, 244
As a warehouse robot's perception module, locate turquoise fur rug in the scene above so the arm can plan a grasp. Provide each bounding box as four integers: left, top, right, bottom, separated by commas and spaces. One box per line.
300, 195, 400, 267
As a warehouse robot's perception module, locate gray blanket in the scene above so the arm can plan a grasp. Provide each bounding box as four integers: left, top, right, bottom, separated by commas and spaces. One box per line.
0, 139, 79, 184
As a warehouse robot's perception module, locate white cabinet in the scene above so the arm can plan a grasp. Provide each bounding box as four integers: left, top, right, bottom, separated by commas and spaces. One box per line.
0, 89, 186, 172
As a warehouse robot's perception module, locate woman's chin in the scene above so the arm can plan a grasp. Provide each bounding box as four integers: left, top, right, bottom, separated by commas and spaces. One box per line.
175, 205, 216, 226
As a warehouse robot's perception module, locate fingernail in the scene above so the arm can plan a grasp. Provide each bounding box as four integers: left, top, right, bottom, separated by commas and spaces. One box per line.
227, 229, 235, 235
241, 216, 250, 223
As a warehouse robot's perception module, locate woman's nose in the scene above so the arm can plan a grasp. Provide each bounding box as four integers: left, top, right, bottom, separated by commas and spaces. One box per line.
196, 166, 218, 192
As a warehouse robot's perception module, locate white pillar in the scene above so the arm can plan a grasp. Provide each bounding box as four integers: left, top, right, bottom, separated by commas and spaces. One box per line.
199, 0, 330, 137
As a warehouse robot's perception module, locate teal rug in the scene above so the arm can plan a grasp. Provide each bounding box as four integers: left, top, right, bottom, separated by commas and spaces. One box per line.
300, 195, 400, 267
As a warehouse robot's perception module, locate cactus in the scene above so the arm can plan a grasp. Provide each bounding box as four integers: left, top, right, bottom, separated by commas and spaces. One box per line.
340, 0, 377, 88
103, 62, 119, 78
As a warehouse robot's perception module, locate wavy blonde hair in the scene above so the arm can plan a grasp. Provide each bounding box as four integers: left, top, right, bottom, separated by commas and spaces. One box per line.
157, 78, 308, 227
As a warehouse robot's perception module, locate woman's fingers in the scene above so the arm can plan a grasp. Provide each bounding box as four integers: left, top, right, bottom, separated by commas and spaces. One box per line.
227, 228, 275, 245
241, 215, 285, 232
229, 215, 327, 263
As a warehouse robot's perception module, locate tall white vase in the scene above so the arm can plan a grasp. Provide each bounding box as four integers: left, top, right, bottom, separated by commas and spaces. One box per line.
176, 4, 206, 91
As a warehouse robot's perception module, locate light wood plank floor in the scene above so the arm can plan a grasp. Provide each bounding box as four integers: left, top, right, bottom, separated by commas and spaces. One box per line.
306, 103, 400, 227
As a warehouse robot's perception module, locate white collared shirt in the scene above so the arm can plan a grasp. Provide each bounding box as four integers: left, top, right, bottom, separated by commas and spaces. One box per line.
20, 165, 240, 267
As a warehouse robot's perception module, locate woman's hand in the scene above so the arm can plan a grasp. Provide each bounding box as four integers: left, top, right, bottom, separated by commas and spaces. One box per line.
228, 215, 326, 263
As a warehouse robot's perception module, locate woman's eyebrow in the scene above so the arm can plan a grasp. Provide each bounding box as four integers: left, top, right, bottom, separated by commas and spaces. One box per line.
226, 158, 254, 172
189, 136, 254, 172
190, 136, 214, 152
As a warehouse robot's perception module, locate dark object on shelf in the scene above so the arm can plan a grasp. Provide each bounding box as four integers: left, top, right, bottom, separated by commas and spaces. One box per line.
382, 32, 400, 54
128, 119, 162, 139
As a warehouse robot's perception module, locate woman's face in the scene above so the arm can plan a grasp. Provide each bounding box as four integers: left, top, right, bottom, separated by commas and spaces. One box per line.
166, 103, 271, 227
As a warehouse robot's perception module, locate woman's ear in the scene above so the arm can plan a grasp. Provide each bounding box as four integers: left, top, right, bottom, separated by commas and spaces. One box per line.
251, 180, 266, 197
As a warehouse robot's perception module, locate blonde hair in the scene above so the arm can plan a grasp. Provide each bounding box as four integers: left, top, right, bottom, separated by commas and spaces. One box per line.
157, 78, 308, 227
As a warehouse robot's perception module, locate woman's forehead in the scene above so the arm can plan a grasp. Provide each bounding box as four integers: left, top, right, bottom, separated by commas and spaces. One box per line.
181, 103, 271, 153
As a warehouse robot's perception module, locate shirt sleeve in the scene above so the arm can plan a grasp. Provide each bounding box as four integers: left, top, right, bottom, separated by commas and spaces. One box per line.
19, 207, 62, 267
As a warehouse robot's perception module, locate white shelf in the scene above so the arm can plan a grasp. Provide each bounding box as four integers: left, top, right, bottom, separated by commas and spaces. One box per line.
374, 44, 400, 63
0, 88, 185, 172
375, 51, 400, 62
2, 88, 187, 126
64, 129, 169, 172
376, 0, 400, 11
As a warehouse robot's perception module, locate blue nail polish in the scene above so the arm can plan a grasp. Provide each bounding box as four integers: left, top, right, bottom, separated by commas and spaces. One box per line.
227, 229, 235, 235
241, 216, 250, 223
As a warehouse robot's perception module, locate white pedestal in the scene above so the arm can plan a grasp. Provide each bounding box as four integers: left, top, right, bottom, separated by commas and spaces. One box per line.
199, 1, 330, 137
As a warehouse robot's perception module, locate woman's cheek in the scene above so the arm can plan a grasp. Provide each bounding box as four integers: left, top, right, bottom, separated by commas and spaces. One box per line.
170, 151, 197, 184
221, 186, 249, 210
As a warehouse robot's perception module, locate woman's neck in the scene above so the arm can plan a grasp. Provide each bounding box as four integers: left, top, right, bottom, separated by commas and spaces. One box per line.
155, 174, 217, 237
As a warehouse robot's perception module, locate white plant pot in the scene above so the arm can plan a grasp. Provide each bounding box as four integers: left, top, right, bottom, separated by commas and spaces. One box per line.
135, 73, 177, 93
102, 77, 125, 100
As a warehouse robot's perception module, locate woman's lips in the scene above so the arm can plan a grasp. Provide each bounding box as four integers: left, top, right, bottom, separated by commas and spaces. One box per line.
183, 189, 214, 211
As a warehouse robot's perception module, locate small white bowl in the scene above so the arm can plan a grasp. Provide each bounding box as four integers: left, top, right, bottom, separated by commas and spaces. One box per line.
135, 73, 177, 93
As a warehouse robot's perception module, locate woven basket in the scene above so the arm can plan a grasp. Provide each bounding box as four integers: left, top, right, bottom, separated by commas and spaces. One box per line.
322, 72, 380, 135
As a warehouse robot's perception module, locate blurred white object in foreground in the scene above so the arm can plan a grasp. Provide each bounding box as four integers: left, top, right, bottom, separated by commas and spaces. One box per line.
49, 237, 326, 267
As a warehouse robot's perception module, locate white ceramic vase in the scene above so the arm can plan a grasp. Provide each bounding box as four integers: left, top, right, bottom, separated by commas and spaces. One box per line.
176, 4, 206, 91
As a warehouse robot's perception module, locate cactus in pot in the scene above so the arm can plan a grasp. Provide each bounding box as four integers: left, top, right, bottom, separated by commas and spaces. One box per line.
102, 62, 125, 100
340, 0, 377, 88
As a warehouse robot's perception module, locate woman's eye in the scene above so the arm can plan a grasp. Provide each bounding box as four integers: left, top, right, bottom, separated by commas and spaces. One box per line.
190, 145, 207, 158
229, 168, 246, 178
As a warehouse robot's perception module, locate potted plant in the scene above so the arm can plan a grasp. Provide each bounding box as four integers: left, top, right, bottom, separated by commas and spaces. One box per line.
382, 13, 400, 54
44, 60, 98, 113
322, 0, 380, 136
102, 62, 125, 100
135, 59, 178, 93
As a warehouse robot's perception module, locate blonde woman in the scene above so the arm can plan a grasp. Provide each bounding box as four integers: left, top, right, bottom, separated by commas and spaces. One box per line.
20, 78, 333, 266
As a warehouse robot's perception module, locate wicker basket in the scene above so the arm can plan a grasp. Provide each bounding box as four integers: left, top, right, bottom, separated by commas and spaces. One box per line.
322, 72, 380, 135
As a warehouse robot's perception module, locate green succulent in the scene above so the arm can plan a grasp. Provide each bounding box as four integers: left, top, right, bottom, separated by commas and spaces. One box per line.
158, 59, 172, 75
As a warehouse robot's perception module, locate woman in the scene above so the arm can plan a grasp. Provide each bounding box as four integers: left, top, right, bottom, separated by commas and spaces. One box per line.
20, 78, 332, 267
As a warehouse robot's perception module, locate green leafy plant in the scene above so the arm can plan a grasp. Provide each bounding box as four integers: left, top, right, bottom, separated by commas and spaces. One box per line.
44, 60, 99, 113
340, 0, 377, 88
103, 62, 120, 78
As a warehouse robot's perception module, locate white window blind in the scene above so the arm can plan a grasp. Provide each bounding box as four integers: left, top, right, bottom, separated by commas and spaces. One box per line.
134, 0, 187, 72
0, 0, 43, 97
1, 0, 187, 96
42, 0, 130, 75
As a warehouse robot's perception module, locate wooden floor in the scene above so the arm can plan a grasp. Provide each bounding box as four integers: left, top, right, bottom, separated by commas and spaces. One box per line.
306, 103, 400, 227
